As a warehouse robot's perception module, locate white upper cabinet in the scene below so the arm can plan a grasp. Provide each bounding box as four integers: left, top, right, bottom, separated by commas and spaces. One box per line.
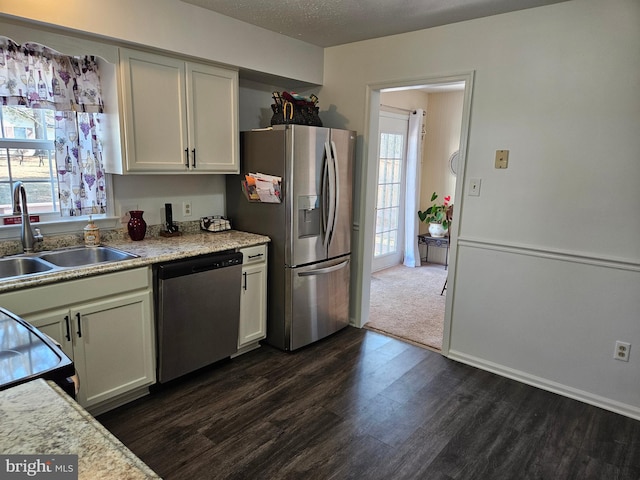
186, 62, 239, 172
118, 48, 239, 174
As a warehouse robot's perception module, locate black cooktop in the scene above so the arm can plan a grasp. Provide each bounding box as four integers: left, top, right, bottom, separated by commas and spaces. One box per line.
0, 307, 74, 392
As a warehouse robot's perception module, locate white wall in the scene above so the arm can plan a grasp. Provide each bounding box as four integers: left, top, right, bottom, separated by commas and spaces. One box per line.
239, 79, 323, 131
421, 91, 463, 265
113, 175, 226, 227
321, 0, 640, 418
422, 91, 462, 215
380, 90, 427, 113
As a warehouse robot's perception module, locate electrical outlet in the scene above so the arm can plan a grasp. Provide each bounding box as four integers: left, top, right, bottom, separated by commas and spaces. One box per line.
469, 178, 482, 196
495, 150, 509, 169
614, 341, 631, 362
182, 201, 192, 217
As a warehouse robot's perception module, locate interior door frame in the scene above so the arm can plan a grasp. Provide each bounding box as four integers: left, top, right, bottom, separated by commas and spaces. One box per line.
356, 71, 475, 356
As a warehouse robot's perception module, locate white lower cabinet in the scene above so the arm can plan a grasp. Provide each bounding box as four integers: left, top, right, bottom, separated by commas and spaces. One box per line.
236, 245, 267, 355
0, 268, 155, 414
25, 307, 75, 362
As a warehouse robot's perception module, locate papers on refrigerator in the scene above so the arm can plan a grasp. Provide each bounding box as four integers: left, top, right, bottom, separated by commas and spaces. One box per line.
241, 172, 282, 203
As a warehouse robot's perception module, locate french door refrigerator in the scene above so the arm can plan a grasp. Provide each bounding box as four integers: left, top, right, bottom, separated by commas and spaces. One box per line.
226, 124, 355, 351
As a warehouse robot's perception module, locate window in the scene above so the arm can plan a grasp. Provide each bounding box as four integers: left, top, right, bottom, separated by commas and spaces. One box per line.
0, 38, 109, 221
0, 106, 58, 215
374, 132, 404, 257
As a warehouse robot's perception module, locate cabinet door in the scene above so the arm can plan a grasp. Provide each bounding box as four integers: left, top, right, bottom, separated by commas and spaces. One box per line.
23, 308, 74, 362
120, 48, 189, 172
186, 62, 239, 173
72, 291, 154, 408
238, 263, 267, 348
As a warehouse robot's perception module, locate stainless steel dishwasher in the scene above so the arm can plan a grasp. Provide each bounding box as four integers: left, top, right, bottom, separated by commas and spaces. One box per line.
155, 251, 243, 383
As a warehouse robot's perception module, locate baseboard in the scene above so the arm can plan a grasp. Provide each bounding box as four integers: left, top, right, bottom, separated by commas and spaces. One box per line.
231, 342, 262, 358
447, 350, 640, 421
87, 386, 151, 416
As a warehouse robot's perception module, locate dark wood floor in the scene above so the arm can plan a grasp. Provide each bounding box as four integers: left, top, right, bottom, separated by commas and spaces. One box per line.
98, 327, 640, 480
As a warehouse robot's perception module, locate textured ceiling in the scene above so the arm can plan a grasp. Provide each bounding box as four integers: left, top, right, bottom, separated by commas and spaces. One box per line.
181, 0, 568, 47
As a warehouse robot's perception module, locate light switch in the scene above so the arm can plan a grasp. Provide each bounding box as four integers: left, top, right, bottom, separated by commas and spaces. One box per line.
495, 150, 509, 169
469, 178, 481, 196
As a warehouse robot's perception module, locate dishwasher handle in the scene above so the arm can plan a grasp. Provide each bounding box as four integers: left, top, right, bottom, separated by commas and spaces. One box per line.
157, 252, 243, 279
191, 263, 220, 274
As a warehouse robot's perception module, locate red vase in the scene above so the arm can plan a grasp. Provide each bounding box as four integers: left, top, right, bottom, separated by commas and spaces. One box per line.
127, 210, 147, 241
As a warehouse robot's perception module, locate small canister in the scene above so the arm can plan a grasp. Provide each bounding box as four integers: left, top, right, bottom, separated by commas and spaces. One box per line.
83, 216, 100, 247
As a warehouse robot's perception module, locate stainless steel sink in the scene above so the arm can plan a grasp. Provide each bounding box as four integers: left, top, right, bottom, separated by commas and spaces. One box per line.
0, 257, 55, 279
0, 246, 139, 281
39, 246, 138, 268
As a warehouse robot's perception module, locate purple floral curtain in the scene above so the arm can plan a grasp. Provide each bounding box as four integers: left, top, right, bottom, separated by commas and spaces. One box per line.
0, 37, 106, 216
54, 112, 107, 215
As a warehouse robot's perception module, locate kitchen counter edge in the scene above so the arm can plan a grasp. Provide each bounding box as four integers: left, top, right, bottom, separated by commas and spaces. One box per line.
0, 379, 161, 479
0, 230, 270, 294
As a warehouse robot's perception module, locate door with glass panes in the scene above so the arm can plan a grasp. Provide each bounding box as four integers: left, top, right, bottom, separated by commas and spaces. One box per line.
372, 112, 408, 272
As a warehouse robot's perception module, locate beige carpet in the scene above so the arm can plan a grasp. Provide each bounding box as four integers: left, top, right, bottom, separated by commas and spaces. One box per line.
365, 263, 447, 351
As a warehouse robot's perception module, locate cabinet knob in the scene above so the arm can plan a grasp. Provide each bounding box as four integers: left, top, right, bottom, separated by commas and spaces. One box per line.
192, 149, 196, 168
184, 148, 189, 167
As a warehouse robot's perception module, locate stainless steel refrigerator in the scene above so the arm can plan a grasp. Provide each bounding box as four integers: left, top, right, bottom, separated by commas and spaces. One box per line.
226, 124, 355, 351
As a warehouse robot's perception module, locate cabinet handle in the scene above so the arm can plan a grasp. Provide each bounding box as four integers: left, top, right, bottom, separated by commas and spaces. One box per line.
243, 271, 247, 291
184, 148, 189, 167
64, 315, 71, 341
192, 148, 196, 168
76, 312, 82, 338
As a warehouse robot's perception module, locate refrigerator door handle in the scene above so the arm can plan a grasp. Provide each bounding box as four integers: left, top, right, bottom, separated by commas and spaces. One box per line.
323, 141, 337, 250
297, 259, 350, 277
322, 142, 330, 239
330, 139, 339, 241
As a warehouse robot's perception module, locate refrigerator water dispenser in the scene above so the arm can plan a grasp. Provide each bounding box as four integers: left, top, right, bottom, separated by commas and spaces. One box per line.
298, 195, 321, 238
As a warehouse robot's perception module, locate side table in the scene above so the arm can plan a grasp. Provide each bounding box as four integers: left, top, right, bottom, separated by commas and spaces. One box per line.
417, 234, 450, 269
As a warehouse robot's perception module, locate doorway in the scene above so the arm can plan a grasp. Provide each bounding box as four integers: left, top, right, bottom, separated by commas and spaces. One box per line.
358, 73, 474, 356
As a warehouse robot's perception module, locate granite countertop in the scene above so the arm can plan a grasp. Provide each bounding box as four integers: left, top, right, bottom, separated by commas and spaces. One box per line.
0, 230, 270, 294
0, 379, 160, 479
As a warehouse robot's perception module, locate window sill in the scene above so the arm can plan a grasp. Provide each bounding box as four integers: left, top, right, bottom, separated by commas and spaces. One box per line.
0, 216, 122, 241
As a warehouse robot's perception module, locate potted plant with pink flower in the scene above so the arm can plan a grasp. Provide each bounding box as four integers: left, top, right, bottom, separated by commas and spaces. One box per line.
418, 192, 452, 238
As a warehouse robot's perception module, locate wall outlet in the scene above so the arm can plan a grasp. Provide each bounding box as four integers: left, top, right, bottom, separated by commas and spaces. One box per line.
614, 341, 631, 362
182, 200, 192, 217
495, 150, 509, 169
468, 178, 482, 196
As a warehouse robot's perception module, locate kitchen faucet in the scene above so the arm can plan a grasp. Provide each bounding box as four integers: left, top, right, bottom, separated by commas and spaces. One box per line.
12, 181, 43, 253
